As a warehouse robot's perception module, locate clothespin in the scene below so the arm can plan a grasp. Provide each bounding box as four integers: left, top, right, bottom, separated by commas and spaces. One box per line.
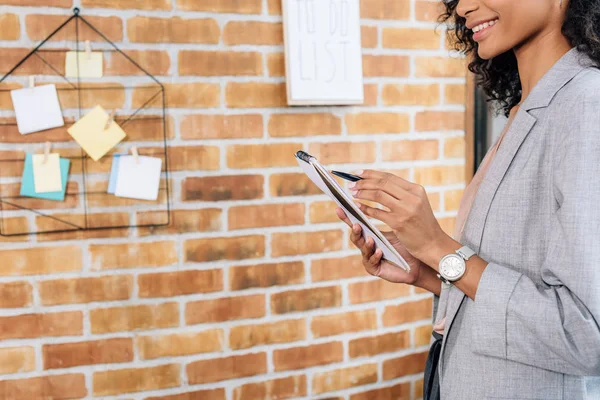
85, 40, 92, 60
42, 142, 51, 164
29, 75, 35, 88
131, 146, 140, 164
104, 110, 114, 130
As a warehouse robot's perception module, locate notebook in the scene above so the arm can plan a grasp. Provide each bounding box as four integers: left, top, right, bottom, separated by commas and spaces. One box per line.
295, 150, 411, 272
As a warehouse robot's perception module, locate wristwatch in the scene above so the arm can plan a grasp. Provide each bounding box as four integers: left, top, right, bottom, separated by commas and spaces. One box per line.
437, 245, 476, 285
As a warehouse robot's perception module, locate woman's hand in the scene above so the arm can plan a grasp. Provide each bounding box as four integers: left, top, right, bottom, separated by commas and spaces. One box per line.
335, 208, 427, 285
348, 170, 449, 262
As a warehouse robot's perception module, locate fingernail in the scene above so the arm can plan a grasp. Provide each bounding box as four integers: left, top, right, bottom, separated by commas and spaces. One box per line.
350, 190, 358, 196
348, 182, 355, 189
355, 202, 362, 209
353, 170, 363, 176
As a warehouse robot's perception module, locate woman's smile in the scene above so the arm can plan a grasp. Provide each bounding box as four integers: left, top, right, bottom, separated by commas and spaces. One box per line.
471, 18, 499, 41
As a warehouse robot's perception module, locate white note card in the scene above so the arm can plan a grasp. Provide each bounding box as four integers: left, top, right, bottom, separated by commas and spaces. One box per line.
114, 156, 162, 201
10, 84, 65, 135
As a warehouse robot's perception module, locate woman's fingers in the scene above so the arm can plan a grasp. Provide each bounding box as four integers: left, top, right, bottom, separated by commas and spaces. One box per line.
368, 248, 383, 269
335, 207, 351, 227
350, 223, 366, 249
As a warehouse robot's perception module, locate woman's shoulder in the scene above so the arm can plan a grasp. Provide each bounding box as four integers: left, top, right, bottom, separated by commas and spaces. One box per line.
562, 66, 600, 101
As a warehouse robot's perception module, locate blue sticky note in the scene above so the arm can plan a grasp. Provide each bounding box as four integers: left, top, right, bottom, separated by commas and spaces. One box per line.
108, 154, 124, 194
20, 153, 70, 201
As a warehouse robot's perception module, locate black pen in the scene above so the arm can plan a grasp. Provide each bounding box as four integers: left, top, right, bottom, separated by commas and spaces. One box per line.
331, 170, 363, 182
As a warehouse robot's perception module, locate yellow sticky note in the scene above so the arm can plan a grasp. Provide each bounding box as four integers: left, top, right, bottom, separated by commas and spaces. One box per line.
68, 105, 126, 162
65, 51, 103, 78
32, 153, 62, 193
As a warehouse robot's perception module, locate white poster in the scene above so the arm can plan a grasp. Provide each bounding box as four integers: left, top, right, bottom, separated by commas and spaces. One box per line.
282, 0, 364, 105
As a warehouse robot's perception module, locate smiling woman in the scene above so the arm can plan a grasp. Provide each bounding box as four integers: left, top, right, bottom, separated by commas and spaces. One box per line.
336, 0, 600, 399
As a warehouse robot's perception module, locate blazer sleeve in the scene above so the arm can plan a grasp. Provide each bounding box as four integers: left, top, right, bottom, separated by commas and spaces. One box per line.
469, 96, 600, 376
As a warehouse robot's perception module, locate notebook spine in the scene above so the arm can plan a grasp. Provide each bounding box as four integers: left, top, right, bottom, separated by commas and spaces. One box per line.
295, 151, 313, 163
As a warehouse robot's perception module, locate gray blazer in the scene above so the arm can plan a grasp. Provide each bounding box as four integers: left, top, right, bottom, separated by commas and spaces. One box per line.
434, 46, 600, 399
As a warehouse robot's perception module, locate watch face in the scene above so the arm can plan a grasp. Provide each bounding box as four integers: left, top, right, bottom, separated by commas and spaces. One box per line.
440, 255, 465, 279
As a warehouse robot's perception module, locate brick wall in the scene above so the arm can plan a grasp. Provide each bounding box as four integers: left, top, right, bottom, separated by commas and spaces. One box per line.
0, 0, 466, 399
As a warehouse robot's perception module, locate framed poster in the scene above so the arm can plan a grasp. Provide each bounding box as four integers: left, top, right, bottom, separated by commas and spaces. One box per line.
282, 0, 364, 105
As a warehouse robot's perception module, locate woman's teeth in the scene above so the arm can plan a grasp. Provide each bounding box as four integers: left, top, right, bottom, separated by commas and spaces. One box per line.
473, 19, 498, 33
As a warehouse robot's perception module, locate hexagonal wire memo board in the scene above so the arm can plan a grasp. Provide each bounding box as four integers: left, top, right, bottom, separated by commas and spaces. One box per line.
0, 8, 171, 237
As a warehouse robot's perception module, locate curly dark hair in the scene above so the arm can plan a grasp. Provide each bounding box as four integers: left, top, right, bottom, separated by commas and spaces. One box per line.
439, 1, 600, 117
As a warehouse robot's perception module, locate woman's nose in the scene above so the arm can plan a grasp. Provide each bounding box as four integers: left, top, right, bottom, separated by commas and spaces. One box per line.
456, 0, 479, 18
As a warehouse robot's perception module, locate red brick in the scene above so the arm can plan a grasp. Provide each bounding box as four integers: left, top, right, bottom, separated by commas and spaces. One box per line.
186, 294, 265, 325
415, 0, 445, 22
137, 329, 223, 360
269, 113, 341, 137
0, 282, 32, 308
271, 286, 341, 314
310, 201, 340, 224
361, 25, 378, 48
182, 175, 263, 202
273, 342, 343, 371
1, 0, 71, 5
349, 279, 411, 304
105, 50, 170, 75
382, 139, 440, 161
43, 338, 133, 369
382, 83, 440, 106
229, 319, 305, 349
383, 297, 433, 326
229, 261, 305, 291
0, 312, 82, 340
383, 351, 428, 379
0, 347, 35, 375
445, 83, 466, 104
181, 114, 263, 140
226, 82, 287, 108
228, 203, 304, 230
313, 364, 377, 394
383, 27, 440, 49
363, 55, 409, 77
93, 364, 180, 396
444, 136, 466, 158
312, 310, 377, 338
0, 374, 86, 399
179, 50, 262, 76
415, 56, 466, 77
227, 143, 301, 169
350, 382, 411, 400
413, 165, 465, 186
415, 324, 434, 347
36, 212, 130, 242
0, 14, 19, 40
346, 112, 410, 134
272, 230, 343, 257
133, 83, 220, 108
39, 275, 132, 305
308, 142, 376, 164
0, 246, 81, 276
223, 21, 282, 45
90, 241, 178, 270
184, 236, 265, 263
167, 146, 220, 171
186, 353, 267, 384
128, 16, 219, 43
146, 388, 225, 400
138, 269, 223, 298
360, 0, 410, 19
177, 0, 262, 13
233, 375, 306, 399
82, 0, 171, 9
311, 256, 367, 281
137, 209, 222, 236
267, 52, 285, 76
90, 303, 178, 334
270, 173, 321, 197
416, 111, 465, 131
26, 15, 122, 42
349, 331, 410, 358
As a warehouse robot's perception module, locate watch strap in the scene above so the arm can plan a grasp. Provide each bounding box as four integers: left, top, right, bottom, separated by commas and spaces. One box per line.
456, 245, 476, 261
